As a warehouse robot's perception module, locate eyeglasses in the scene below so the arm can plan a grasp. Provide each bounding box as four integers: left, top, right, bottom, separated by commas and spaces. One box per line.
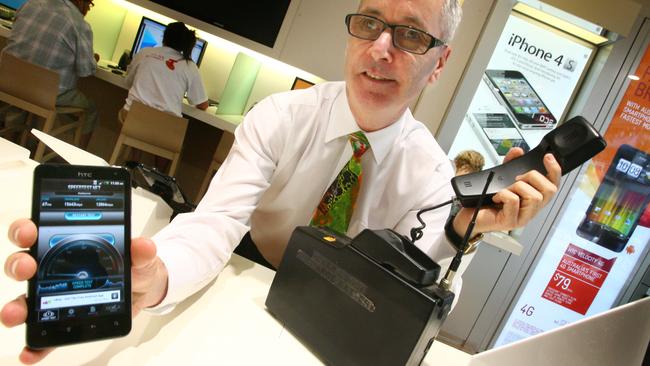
345, 13, 445, 55
85, 0, 94, 8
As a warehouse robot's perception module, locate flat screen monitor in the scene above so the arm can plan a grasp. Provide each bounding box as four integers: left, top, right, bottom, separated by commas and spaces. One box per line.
0, 0, 26, 10
131, 17, 207, 67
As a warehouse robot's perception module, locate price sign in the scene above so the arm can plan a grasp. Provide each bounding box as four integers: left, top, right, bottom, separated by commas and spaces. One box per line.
542, 244, 616, 314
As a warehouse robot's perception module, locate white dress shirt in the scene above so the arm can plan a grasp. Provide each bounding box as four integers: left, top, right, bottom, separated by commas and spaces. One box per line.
153, 81, 459, 309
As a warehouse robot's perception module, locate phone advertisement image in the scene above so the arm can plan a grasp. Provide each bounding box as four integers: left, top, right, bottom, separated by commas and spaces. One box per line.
448, 11, 595, 170
484, 70, 557, 128
481, 13, 593, 133
576, 145, 650, 252
28, 165, 131, 348
472, 112, 530, 157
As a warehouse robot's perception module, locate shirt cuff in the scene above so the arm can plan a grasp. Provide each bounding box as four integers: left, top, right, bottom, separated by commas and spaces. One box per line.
145, 233, 230, 314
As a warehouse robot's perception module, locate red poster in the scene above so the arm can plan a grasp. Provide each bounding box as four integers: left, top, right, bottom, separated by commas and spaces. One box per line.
579, 45, 650, 231
588, 46, 650, 181
542, 244, 616, 314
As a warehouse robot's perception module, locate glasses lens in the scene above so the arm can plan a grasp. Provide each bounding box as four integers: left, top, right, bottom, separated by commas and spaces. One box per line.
348, 15, 384, 40
394, 26, 432, 54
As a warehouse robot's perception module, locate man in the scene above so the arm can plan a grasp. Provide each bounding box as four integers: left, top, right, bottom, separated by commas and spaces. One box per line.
2, 0, 561, 363
2, 0, 99, 148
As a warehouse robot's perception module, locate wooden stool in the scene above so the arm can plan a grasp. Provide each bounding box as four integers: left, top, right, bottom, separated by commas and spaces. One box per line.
109, 101, 189, 176
0, 53, 84, 161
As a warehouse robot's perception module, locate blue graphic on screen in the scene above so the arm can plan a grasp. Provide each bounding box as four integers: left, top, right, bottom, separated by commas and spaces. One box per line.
0, 0, 26, 10
140, 28, 162, 49
132, 17, 207, 66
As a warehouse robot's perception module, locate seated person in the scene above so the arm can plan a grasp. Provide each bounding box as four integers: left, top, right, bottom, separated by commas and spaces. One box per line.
119, 21, 208, 123
2, 0, 100, 149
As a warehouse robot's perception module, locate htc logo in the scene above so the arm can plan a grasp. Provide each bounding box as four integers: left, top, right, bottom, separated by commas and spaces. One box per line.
78, 172, 92, 178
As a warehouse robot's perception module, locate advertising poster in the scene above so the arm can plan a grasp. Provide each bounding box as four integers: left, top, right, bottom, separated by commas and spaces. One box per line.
494, 42, 650, 348
448, 13, 593, 167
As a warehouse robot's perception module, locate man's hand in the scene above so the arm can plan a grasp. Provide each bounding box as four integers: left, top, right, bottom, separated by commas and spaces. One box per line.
1, 219, 168, 364
452, 148, 562, 237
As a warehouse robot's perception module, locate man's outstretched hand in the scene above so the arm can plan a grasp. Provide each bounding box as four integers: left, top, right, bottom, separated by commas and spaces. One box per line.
1, 219, 169, 364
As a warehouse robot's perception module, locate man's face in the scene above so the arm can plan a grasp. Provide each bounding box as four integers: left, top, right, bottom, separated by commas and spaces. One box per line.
344, 0, 450, 128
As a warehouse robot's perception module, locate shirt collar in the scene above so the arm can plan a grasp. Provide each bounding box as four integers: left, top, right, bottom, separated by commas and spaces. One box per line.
326, 87, 406, 165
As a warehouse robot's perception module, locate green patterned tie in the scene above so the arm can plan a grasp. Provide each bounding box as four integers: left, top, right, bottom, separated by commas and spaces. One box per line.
311, 131, 370, 234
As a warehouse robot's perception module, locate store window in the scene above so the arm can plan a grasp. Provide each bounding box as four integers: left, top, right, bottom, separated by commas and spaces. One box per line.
493, 19, 650, 348
436, 0, 637, 353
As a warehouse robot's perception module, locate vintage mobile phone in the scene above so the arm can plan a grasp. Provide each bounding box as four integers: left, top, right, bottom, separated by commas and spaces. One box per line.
27, 164, 131, 348
484, 70, 557, 129
452, 116, 606, 207
469, 112, 530, 160
576, 144, 650, 252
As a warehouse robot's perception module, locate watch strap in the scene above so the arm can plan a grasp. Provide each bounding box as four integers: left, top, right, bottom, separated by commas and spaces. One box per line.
445, 211, 483, 255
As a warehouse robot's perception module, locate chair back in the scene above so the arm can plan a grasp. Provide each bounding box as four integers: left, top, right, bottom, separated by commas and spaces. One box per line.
121, 101, 189, 154
0, 53, 59, 111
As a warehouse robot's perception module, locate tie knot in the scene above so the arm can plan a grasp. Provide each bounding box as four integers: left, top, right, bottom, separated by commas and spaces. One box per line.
349, 131, 370, 157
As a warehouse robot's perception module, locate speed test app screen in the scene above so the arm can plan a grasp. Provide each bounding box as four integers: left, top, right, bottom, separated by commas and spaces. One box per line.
34, 178, 127, 323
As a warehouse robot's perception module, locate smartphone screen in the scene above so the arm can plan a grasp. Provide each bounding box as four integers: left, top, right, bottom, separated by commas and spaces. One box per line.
576, 145, 650, 252
472, 113, 530, 156
484, 70, 557, 129
27, 165, 131, 348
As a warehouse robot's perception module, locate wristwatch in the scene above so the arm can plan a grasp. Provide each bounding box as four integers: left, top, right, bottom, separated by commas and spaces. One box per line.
444, 206, 484, 255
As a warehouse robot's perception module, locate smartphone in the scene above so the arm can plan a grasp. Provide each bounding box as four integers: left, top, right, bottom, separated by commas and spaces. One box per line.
469, 112, 530, 160
27, 164, 131, 348
576, 145, 650, 252
484, 70, 557, 129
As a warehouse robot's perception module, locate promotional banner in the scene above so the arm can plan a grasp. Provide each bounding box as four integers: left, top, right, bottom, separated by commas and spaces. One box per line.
494, 41, 650, 348
448, 13, 594, 167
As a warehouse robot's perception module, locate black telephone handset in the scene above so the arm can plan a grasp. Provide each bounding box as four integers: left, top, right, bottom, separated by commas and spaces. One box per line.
452, 116, 607, 207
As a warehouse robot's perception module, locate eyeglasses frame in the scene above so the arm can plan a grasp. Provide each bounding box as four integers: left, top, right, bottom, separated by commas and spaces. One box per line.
344, 13, 446, 55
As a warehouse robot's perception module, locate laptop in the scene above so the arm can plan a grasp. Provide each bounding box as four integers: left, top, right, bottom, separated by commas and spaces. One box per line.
467, 297, 650, 366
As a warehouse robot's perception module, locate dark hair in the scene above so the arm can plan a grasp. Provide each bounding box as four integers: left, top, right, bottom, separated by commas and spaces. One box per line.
163, 22, 197, 62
